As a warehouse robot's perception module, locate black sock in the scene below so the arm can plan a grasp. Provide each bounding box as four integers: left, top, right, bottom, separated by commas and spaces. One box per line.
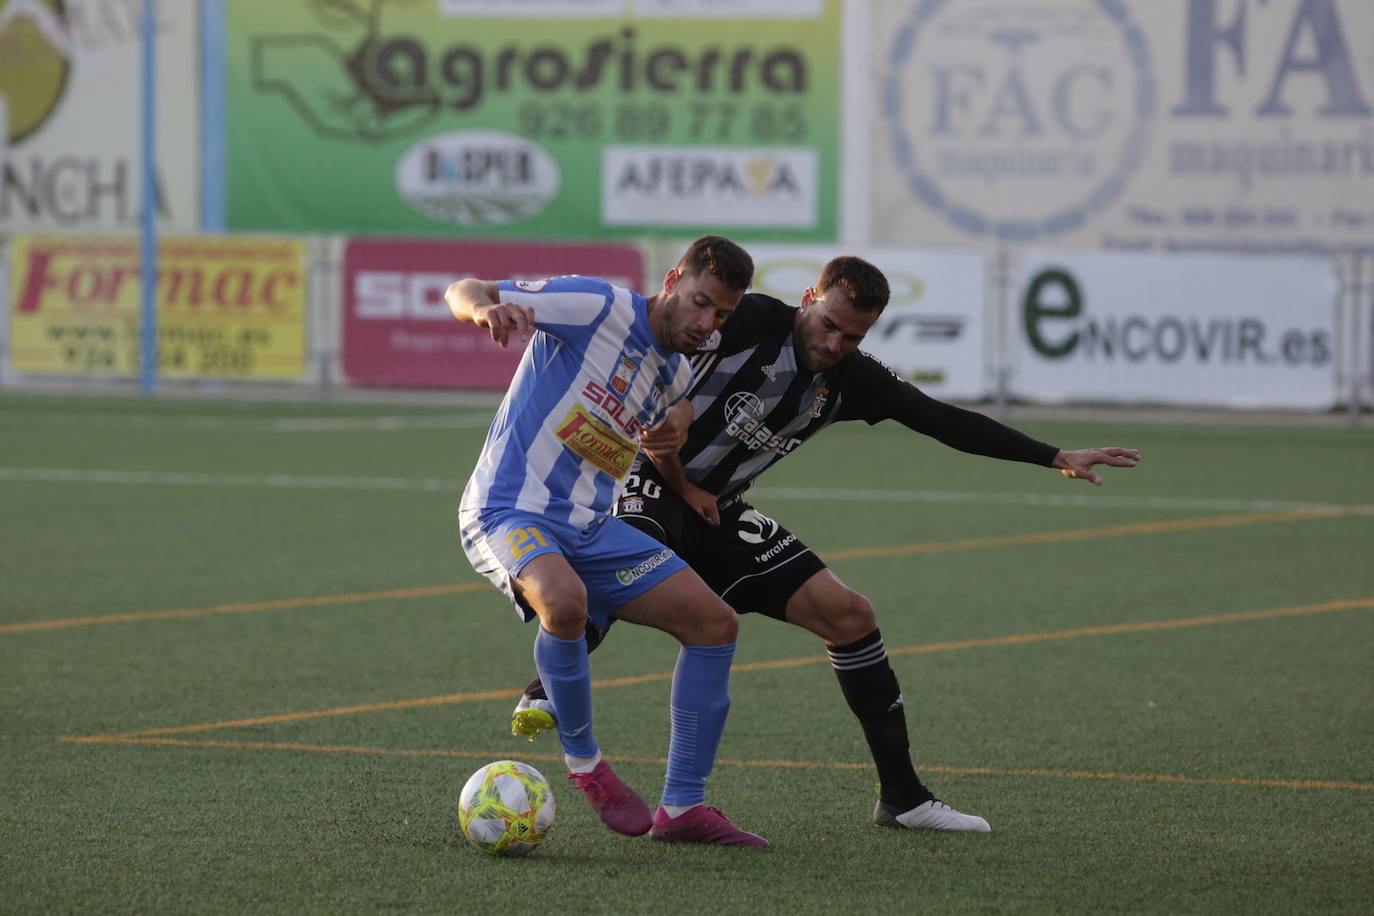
828, 629, 933, 810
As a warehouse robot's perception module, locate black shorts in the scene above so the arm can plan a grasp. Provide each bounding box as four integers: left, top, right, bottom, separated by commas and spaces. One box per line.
615, 465, 825, 620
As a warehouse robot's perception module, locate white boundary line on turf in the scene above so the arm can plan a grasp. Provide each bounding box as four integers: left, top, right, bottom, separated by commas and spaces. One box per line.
3, 467, 1372, 515
5, 412, 496, 432
751, 486, 1374, 515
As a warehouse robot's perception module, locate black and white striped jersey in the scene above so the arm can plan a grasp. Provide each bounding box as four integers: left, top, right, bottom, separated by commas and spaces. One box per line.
662, 293, 1060, 502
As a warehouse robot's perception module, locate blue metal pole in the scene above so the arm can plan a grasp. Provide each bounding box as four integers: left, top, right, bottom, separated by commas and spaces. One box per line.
140, 0, 158, 395
200, 0, 226, 231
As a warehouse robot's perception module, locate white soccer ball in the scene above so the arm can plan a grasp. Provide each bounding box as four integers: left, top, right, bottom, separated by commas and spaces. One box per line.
458, 760, 556, 856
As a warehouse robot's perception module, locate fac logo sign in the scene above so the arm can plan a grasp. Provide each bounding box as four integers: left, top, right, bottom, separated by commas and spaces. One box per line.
0, 0, 71, 144
882, 0, 1154, 242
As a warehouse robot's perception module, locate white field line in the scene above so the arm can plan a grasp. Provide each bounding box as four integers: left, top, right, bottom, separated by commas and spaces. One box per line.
5, 413, 496, 432
751, 486, 1374, 515
2, 467, 1372, 515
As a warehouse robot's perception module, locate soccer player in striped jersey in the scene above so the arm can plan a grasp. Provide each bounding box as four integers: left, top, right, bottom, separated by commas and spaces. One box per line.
448, 236, 768, 845
511, 255, 1140, 833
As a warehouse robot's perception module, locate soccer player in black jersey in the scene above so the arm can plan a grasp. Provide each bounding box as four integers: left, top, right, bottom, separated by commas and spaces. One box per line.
511, 255, 1140, 833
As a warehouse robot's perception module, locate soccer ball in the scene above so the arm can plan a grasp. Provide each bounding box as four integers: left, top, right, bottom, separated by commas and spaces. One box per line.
458, 760, 556, 856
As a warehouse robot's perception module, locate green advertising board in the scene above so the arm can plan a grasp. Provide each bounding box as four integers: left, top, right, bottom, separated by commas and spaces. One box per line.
225, 0, 840, 240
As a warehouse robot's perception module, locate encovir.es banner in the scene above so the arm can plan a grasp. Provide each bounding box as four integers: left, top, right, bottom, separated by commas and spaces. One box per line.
1012, 249, 1338, 409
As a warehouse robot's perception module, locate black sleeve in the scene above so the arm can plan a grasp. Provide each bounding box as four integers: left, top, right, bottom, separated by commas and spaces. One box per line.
837, 352, 1060, 467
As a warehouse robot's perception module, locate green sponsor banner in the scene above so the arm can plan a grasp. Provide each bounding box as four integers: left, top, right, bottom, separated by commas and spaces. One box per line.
225, 1, 840, 240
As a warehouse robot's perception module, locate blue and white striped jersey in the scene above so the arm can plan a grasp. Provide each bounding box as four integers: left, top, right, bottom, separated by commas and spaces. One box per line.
459, 275, 693, 530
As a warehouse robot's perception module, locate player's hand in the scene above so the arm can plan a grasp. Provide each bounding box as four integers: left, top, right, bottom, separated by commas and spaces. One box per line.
474, 302, 535, 348
639, 401, 692, 459
1053, 447, 1140, 486
681, 482, 721, 526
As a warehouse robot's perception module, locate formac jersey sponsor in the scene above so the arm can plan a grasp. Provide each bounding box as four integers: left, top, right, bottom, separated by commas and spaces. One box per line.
460, 276, 691, 530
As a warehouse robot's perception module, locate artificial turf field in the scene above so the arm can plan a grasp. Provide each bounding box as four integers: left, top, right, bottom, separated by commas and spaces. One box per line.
2, 391, 1371, 914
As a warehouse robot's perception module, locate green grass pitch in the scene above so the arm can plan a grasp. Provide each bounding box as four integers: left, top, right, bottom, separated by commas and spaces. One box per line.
2, 392, 1372, 913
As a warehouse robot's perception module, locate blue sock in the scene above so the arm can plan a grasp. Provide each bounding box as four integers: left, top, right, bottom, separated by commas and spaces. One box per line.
661, 643, 734, 807
533, 627, 598, 759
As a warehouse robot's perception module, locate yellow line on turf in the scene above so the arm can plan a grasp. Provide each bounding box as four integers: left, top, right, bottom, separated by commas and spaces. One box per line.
92, 597, 1374, 739
5, 508, 1359, 635
884, 598, 1374, 656
0, 583, 488, 634
56, 735, 1374, 792
821, 507, 1353, 561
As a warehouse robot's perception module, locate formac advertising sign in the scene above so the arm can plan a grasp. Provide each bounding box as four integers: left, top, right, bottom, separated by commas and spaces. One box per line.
224, 0, 839, 239
8, 235, 307, 379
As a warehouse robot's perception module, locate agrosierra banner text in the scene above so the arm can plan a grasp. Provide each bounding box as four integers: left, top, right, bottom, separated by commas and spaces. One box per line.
223, 0, 840, 240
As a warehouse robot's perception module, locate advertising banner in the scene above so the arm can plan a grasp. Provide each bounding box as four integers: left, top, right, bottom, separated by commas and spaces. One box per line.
224, 0, 840, 240
871, 0, 1374, 256
8, 235, 307, 379
1012, 250, 1339, 408
746, 244, 987, 399
342, 237, 644, 388
0, 0, 200, 231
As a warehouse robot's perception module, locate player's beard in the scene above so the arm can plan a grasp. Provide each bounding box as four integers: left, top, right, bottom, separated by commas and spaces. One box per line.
662, 294, 708, 353
795, 315, 836, 371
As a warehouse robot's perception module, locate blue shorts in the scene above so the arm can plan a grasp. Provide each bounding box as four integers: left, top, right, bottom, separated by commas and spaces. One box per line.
459, 507, 688, 629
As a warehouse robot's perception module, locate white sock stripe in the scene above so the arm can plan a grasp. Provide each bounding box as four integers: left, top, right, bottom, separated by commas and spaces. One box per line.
827, 641, 888, 670
827, 639, 886, 661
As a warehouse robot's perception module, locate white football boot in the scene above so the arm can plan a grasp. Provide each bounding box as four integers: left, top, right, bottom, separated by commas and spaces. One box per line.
874, 798, 991, 832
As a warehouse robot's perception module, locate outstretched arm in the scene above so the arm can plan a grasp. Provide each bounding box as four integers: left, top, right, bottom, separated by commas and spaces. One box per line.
444, 278, 535, 348
1051, 447, 1141, 485
850, 355, 1141, 481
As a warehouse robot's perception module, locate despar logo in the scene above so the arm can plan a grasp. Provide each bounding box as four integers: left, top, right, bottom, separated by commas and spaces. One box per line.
882, 0, 1154, 241
602, 146, 816, 227
395, 130, 560, 225
0, 0, 72, 144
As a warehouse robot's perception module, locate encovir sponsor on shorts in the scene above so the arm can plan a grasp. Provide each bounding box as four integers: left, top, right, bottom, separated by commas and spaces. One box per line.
616, 549, 674, 585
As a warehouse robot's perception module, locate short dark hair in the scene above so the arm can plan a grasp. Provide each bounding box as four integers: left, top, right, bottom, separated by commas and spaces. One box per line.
817, 256, 890, 313
677, 235, 754, 292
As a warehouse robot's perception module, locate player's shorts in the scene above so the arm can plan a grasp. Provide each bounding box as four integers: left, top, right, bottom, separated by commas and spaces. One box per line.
459, 506, 688, 631
615, 467, 825, 621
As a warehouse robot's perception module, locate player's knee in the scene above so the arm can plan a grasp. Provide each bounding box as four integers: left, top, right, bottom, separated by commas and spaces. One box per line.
681, 601, 738, 646
537, 596, 589, 640
830, 590, 877, 644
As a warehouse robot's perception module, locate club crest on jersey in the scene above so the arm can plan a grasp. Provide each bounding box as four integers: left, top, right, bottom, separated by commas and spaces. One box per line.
696, 330, 721, 352
809, 384, 830, 418
610, 355, 638, 395
513, 279, 549, 292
